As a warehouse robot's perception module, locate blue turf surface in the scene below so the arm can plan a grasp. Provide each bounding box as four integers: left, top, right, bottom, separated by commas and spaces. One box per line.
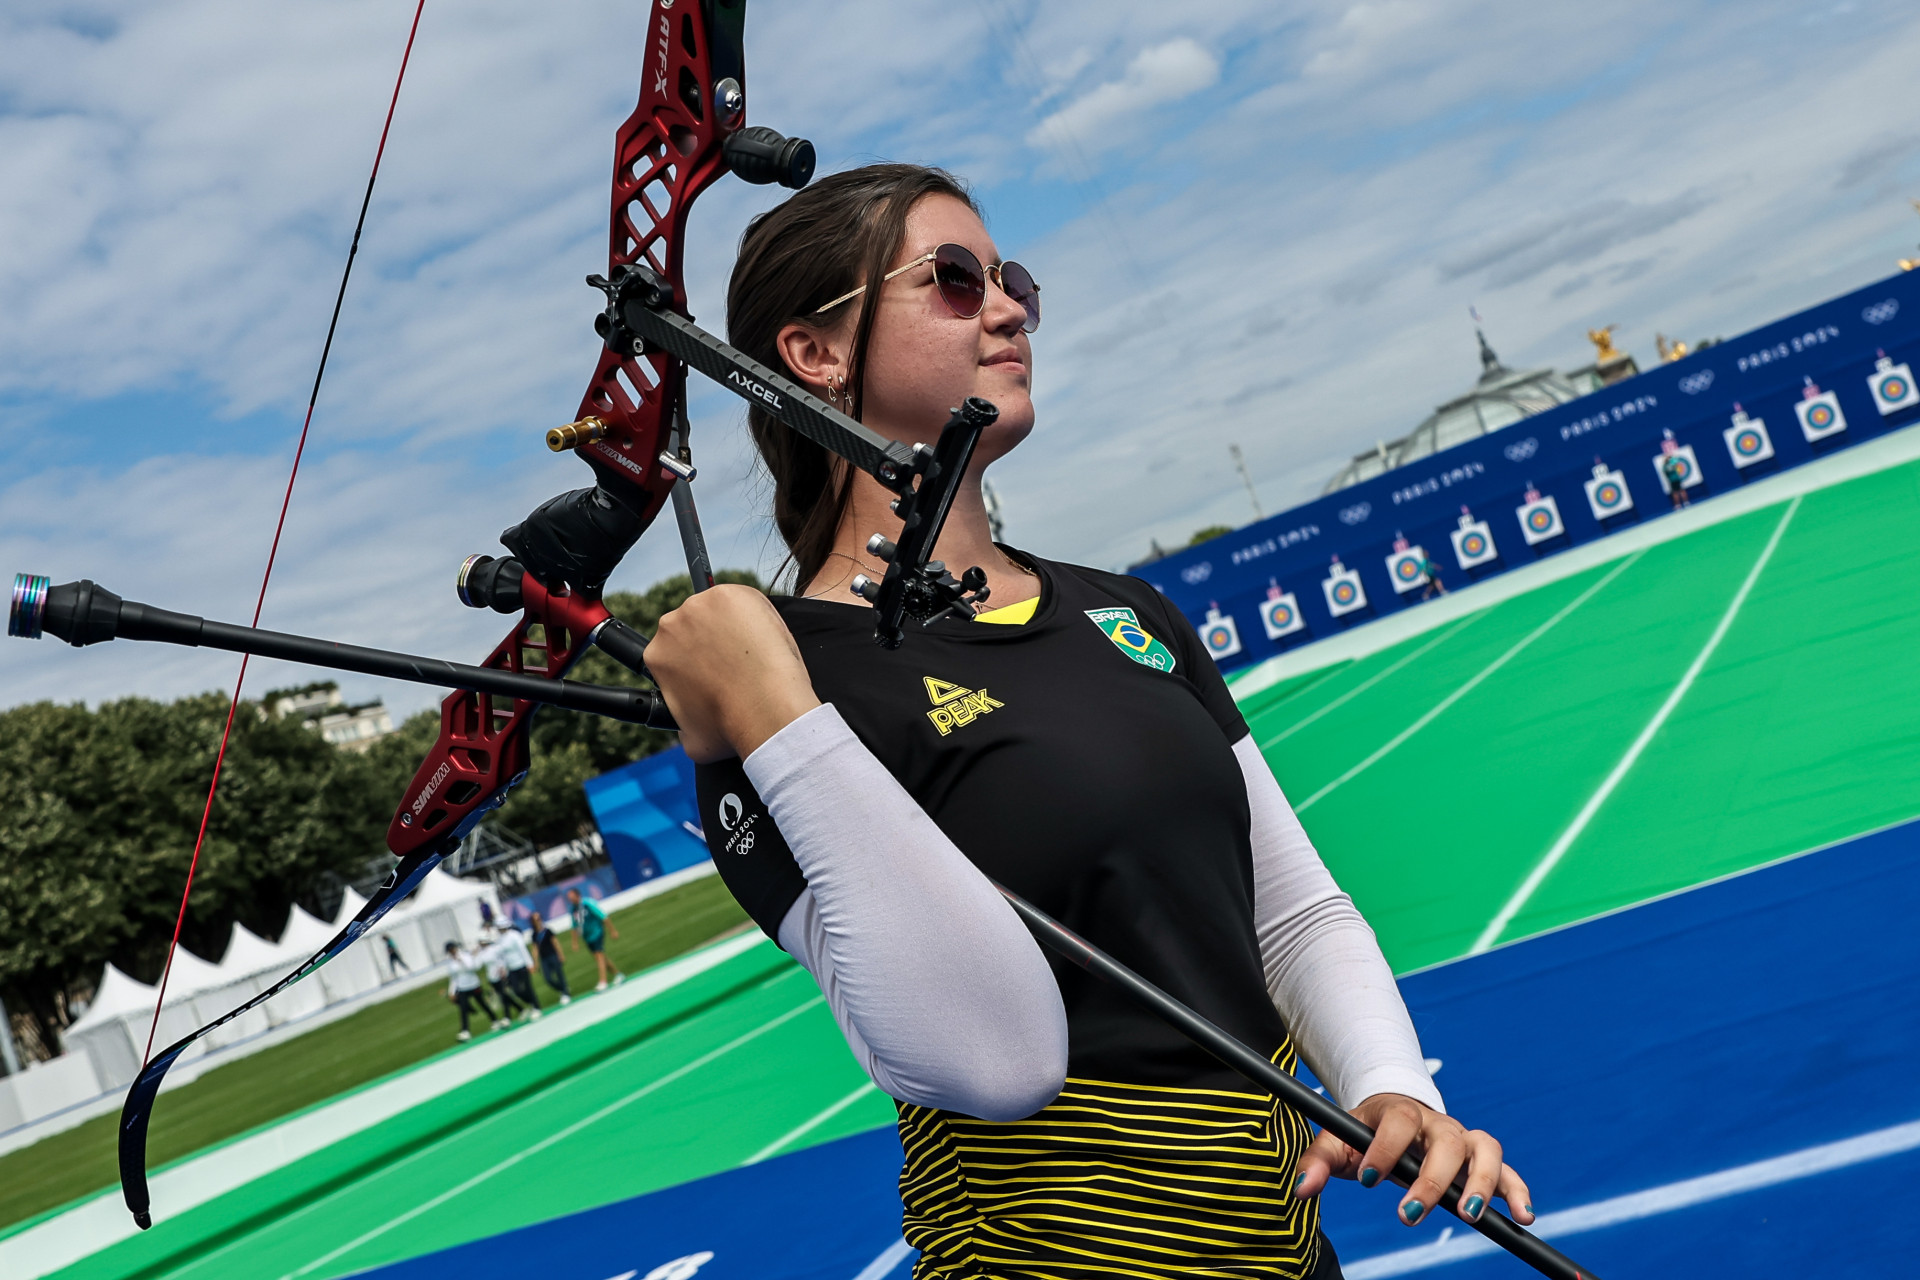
355, 1127, 907, 1280
1321, 815, 1920, 1278
367, 818, 1920, 1279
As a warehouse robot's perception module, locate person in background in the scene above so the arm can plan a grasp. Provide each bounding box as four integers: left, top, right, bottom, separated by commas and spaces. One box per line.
382, 934, 410, 979
567, 888, 625, 991
444, 940, 504, 1040
478, 923, 531, 1022
1420, 550, 1447, 600
530, 912, 572, 1005
496, 922, 542, 1020
1663, 450, 1691, 510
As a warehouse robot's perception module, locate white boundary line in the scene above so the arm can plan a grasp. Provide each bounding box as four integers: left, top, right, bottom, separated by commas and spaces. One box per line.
0, 932, 774, 1280
744, 1082, 880, 1165
1399, 810, 1920, 978
1343, 1115, 1920, 1277
1295, 552, 1644, 813
170, 968, 812, 1280
281, 994, 827, 1280
850, 1238, 915, 1280
1258, 615, 1484, 750
1470, 496, 1802, 954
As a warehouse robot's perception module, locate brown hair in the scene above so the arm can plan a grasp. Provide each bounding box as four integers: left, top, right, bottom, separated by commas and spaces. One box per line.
727, 163, 978, 590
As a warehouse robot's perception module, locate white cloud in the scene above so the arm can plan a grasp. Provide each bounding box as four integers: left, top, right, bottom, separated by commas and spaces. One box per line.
6, 0, 1920, 718
1027, 38, 1220, 154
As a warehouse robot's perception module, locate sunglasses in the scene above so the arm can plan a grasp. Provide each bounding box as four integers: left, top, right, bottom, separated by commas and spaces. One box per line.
814, 242, 1040, 333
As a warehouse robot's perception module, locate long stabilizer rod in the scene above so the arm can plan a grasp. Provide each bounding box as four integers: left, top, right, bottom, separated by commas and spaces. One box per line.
996, 886, 1600, 1280
9, 575, 675, 728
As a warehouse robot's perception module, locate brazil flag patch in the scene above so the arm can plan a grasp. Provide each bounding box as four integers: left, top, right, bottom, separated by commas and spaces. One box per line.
1085, 606, 1177, 673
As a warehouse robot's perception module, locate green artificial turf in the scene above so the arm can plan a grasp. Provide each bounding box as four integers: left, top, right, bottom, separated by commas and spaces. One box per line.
1245, 459, 1920, 970
0, 874, 748, 1233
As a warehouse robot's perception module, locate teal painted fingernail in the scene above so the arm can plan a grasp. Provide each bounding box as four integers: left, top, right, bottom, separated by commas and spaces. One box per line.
1464, 1195, 1484, 1220
1294, 1173, 1308, 1192
1524, 1203, 1534, 1215
1359, 1167, 1381, 1188
1402, 1199, 1426, 1224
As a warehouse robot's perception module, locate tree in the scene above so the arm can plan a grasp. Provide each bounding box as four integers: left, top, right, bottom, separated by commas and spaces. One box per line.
0, 695, 390, 1054
0, 567, 762, 1054
1189, 525, 1234, 547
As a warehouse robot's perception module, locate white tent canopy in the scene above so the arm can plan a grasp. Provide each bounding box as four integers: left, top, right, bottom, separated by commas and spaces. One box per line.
157, 944, 229, 1000
404, 866, 491, 911
218, 922, 291, 981
278, 905, 339, 957
68, 964, 157, 1035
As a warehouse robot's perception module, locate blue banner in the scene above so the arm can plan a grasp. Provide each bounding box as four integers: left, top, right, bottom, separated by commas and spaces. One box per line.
584, 745, 711, 888
1139, 272, 1920, 671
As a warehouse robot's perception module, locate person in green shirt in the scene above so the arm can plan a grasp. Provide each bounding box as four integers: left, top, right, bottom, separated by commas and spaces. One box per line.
567, 888, 625, 991
1663, 451, 1691, 509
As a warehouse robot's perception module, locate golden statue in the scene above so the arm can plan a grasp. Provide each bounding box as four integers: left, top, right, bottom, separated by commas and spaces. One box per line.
1587, 325, 1623, 363
1902, 200, 1920, 270
1656, 333, 1690, 363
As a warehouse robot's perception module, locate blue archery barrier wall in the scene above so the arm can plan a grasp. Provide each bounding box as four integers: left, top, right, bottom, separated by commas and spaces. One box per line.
1142, 270, 1920, 672
496, 865, 621, 929
355, 1126, 911, 1280
584, 745, 711, 889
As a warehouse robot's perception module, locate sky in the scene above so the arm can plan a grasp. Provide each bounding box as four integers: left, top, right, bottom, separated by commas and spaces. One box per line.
4, 0, 1920, 717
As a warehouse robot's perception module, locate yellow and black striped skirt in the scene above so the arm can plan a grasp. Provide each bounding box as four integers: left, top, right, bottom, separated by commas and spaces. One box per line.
898, 1074, 1323, 1279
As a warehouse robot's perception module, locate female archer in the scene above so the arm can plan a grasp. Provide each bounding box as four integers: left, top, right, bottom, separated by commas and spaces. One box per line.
645, 164, 1536, 1279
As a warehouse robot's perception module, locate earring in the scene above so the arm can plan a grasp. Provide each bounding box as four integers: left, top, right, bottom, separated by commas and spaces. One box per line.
827, 372, 849, 411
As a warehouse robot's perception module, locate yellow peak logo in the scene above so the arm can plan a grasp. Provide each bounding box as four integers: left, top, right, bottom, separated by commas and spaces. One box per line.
923, 676, 1004, 736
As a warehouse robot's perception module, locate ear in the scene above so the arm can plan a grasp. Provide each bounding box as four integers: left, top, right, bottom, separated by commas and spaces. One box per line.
775, 321, 847, 393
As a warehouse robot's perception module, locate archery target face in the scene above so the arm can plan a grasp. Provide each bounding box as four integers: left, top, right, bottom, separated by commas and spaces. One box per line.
1723, 417, 1774, 468
1386, 549, 1429, 593
1200, 610, 1242, 659
1518, 496, 1564, 545
1323, 570, 1368, 616
1261, 592, 1305, 639
1585, 470, 1634, 520
1451, 521, 1498, 568
1871, 362, 1919, 415
1796, 392, 1847, 441
1650, 444, 1703, 490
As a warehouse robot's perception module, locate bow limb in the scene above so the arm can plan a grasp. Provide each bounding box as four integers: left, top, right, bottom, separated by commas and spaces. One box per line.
116, 846, 447, 1229
388, 0, 764, 857
111, 0, 750, 1223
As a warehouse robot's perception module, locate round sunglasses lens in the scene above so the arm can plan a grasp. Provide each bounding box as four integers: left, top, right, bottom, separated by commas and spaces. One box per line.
1001, 260, 1040, 332
932, 244, 987, 318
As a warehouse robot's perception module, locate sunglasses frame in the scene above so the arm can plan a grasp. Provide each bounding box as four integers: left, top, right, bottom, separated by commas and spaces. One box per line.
813, 242, 1040, 333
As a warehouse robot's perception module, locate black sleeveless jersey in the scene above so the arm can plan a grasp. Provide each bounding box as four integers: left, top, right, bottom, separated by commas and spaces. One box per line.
695, 553, 1328, 1279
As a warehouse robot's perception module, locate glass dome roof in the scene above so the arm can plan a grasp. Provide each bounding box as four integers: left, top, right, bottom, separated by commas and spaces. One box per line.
1323, 332, 1584, 494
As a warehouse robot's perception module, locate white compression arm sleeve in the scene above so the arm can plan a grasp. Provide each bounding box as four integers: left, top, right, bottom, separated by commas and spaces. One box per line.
1235, 735, 1445, 1113
747, 704, 1068, 1121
